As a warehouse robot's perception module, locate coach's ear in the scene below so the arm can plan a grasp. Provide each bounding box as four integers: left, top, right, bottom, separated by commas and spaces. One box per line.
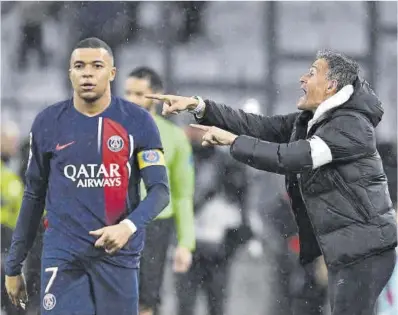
327, 79, 338, 94
109, 67, 116, 82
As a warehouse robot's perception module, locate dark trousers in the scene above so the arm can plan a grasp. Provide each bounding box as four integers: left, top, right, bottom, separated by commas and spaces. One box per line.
139, 218, 173, 313
1, 223, 45, 315
328, 249, 396, 315
175, 243, 231, 315
291, 261, 328, 315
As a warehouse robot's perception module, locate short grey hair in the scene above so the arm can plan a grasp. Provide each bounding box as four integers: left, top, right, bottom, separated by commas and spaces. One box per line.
316, 49, 359, 91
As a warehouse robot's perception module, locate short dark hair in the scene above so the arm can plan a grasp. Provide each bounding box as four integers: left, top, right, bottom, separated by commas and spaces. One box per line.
316, 49, 359, 91
128, 67, 163, 92
73, 37, 113, 59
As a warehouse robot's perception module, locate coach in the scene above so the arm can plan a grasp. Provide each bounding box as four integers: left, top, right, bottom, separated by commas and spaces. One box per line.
146, 50, 397, 315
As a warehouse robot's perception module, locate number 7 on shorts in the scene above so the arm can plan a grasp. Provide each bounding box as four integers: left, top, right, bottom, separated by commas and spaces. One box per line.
44, 267, 58, 294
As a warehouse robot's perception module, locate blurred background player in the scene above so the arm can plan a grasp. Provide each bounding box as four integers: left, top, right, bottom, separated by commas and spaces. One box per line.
175, 124, 253, 315
4, 37, 170, 315
1, 121, 24, 315
124, 67, 195, 315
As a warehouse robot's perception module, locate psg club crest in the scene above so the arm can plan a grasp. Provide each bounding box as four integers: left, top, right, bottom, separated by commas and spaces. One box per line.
43, 293, 56, 310
143, 150, 160, 163
107, 135, 124, 152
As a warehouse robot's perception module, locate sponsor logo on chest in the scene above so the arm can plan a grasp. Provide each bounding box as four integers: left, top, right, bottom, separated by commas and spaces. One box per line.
64, 163, 122, 188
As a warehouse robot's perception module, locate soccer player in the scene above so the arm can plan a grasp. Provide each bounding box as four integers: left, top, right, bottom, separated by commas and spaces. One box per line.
5, 37, 170, 315
124, 67, 195, 315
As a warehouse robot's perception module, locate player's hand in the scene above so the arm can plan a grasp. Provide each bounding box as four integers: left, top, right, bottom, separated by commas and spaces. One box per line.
190, 124, 238, 146
89, 222, 135, 255
173, 246, 193, 273
5, 274, 28, 309
145, 94, 199, 116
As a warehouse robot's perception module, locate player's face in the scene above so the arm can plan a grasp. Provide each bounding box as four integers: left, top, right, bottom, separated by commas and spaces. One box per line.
69, 48, 116, 102
124, 77, 155, 110
297, 58, 336, 111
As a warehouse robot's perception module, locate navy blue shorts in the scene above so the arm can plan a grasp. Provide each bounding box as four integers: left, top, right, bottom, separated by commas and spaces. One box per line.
40, 255, 139, 315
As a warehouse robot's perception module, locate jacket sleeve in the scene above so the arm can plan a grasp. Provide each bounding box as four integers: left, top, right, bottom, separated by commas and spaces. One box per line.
197, 100, 298, 143
229, 114, 374, 174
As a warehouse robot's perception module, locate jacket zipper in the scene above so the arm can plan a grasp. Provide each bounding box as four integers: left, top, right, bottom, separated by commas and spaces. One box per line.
329, 171, 369, 222
297, 174, 327, 259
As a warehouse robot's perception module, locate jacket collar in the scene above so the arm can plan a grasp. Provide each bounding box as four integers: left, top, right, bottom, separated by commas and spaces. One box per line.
307, 85, 354, 133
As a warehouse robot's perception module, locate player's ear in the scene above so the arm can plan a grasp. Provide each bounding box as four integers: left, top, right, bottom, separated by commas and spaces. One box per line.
109, 67, 116, 82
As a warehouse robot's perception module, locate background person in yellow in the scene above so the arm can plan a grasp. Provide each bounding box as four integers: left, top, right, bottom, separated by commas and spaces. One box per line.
125, 67, 195, 315
1, 120, 23, 230
1, 121, 24, 315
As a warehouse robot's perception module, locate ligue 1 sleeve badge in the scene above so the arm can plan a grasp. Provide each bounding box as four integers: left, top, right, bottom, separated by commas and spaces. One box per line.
143, 150, 160, 163
107, 135, 124, 152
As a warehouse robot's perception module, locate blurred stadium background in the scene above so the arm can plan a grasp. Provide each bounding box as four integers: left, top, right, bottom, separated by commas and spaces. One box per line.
1, 1, 397, 315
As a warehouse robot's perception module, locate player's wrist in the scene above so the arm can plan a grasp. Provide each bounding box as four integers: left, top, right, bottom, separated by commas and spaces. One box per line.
120, 219, 137, 236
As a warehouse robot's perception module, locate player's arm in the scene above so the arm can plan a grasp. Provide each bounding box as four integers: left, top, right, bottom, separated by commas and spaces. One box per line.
124, 116, 170, 231
230, 115, 374, 174
196, 99, 299, 143
170, 131, 195, 251
5, 116, 50, 277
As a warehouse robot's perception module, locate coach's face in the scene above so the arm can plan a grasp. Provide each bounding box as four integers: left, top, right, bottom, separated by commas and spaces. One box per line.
298, 58, 337, 111
69, 48, 116, 102
124, 77, 155, 110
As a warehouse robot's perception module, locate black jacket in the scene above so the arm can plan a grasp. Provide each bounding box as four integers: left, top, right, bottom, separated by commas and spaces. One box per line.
198, 78, 397, 269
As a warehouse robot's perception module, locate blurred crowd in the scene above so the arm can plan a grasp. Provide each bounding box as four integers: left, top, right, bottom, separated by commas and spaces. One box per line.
1, 1, 208, 70
1, 1, 398, 315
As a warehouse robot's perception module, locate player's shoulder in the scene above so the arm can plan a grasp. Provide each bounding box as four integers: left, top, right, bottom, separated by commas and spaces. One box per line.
34, 99, 71, 122
31, 99, 71, 131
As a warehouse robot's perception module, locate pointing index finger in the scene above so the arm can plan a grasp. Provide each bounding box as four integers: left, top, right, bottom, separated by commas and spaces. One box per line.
190, 124, 209, 131
145, 94, 168, 101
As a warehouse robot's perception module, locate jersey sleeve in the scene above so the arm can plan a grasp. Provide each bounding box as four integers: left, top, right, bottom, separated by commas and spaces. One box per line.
5, 112, 50, 276
169, 130, 195, 251
127, 113, 170, 229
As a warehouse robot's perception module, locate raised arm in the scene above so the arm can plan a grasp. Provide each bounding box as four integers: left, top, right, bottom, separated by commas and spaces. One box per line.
145, 94, 298, 144
198, 99, 298, 143
230, 114, 376, 174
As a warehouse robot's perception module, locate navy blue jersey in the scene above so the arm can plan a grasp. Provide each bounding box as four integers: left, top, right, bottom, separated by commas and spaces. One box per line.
6, 96, 170, 275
